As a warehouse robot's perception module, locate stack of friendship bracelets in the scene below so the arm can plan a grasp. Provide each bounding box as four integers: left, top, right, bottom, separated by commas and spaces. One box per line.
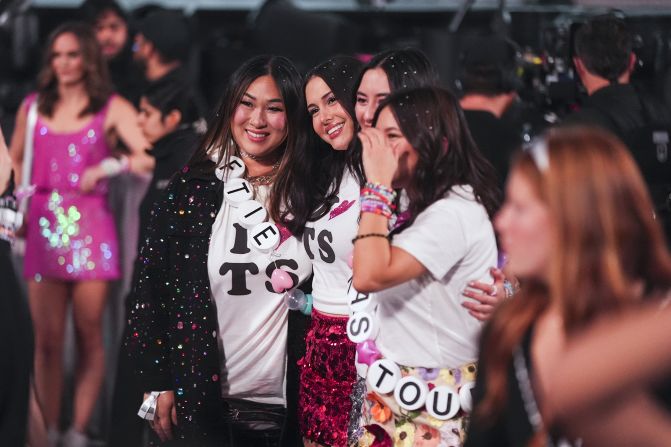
359, 181, 397, 220
345, 182, 475, 420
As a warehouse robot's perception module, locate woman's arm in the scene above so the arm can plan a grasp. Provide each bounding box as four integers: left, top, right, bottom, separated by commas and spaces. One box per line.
106, 95, 154, 174
544, 303, 671, 423
81, 96, 155, 192
8, 99, 28, 186
561, 390, 671, 447
352, 127, 427, 293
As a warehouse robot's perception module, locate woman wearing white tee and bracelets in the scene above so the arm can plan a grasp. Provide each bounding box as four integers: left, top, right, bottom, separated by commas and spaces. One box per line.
351, 86, 499, 446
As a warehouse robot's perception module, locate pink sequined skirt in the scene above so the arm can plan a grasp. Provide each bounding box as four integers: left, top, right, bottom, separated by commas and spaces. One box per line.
298, 309, 357, 447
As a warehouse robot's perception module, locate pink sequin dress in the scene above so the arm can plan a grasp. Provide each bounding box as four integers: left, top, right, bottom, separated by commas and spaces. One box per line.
24, 93, 120, 281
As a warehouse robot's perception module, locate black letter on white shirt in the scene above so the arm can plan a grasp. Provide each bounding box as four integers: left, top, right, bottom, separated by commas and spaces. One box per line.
231, 223, 250, 255
317, 230, 335, 263
219, 262, 259, 295
303, 227, 315, 260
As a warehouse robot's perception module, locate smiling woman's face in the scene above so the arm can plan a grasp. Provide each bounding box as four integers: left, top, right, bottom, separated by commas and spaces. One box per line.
355, 68, 391, 129
231, 75, 288, 157
305, 76, 354, 151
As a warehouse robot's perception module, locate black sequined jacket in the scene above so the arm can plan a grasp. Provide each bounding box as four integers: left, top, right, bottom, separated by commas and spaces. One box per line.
125, 160, 308, 446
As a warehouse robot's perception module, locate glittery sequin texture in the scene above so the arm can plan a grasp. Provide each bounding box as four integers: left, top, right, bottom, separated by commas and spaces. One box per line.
23, 94, 119, 280
298, 309, 357, 447
124, 166, 227, 445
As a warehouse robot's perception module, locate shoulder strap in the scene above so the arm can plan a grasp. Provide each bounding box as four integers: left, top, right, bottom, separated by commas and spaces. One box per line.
19, 98, 38, 213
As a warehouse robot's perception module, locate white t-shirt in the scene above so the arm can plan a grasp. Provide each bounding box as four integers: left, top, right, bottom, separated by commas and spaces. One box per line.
304, 169, 360, 315
208, 185, 312, 405
374, 185, 496, 368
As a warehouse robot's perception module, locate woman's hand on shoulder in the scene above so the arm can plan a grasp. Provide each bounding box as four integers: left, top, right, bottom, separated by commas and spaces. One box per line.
462, 267, 507, 321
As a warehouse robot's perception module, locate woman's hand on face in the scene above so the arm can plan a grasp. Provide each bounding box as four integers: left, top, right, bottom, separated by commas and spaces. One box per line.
461, 267, 507, 321
358, 127, 398, 187
144, 391, 178, 442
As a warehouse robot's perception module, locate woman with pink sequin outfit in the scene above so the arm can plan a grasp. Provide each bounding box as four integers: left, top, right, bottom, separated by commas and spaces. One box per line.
271, 56, 365, 447
9, 22, 151, 447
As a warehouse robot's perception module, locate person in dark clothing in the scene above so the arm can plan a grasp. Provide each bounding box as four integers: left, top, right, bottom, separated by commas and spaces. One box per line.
563, 14, 653, 135
564, 14, 671, 246
135, 81, 202, 236
80, 0, 146, 105
459, 34, 523, 189
107, 79, 201, 447
133, 9, 208, 117
0, 130, 34, 447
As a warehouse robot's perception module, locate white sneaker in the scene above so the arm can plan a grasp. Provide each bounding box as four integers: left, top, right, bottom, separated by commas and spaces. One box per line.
62, 428, 88, 447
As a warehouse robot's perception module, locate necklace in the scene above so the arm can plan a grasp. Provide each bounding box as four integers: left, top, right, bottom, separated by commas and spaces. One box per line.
245, 158, 281, 187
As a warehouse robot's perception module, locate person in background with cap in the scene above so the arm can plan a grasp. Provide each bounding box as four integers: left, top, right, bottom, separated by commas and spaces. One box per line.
458, 34, 523, 190
80, 0, 145, 105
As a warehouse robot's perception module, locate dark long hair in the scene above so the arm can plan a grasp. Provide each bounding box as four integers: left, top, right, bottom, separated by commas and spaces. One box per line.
270, 56, 364, 235
374, 86, 500, 223
354, 48, 439, 101
476, 127, 671, 427
37, 22, 112, 118
189, 55, 304, 180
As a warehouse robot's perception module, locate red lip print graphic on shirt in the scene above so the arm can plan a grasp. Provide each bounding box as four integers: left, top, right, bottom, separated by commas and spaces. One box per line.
329, 200, 355, 220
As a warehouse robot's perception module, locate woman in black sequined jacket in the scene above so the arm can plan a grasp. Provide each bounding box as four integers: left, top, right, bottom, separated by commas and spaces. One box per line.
124, 55, 312, 447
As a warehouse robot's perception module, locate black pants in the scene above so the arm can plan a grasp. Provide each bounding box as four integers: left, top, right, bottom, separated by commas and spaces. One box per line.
223, 399, 286, 447
108, 307, 147, 447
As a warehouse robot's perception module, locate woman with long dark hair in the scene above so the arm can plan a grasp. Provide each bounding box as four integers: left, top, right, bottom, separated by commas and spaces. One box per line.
9, 22, 150, 446
465, 127, 671, 447
350, 86, 499, 446
354, 48, 509, 319
271, 55, 364, 447
354, 48, 439, 129
126, 55, 312, 446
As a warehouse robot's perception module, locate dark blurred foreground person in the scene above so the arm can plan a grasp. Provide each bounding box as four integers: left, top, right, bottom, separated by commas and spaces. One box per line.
0, 128, 35, 446
466, 127, 671, 447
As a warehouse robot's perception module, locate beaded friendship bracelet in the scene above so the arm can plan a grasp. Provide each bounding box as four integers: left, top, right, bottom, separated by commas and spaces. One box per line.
360, 182, 397, 220
352, 233, 389, 243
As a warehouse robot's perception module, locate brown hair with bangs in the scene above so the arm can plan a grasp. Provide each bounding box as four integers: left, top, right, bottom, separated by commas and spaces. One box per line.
37, 22, 112, 118
475, 126, 671, 429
